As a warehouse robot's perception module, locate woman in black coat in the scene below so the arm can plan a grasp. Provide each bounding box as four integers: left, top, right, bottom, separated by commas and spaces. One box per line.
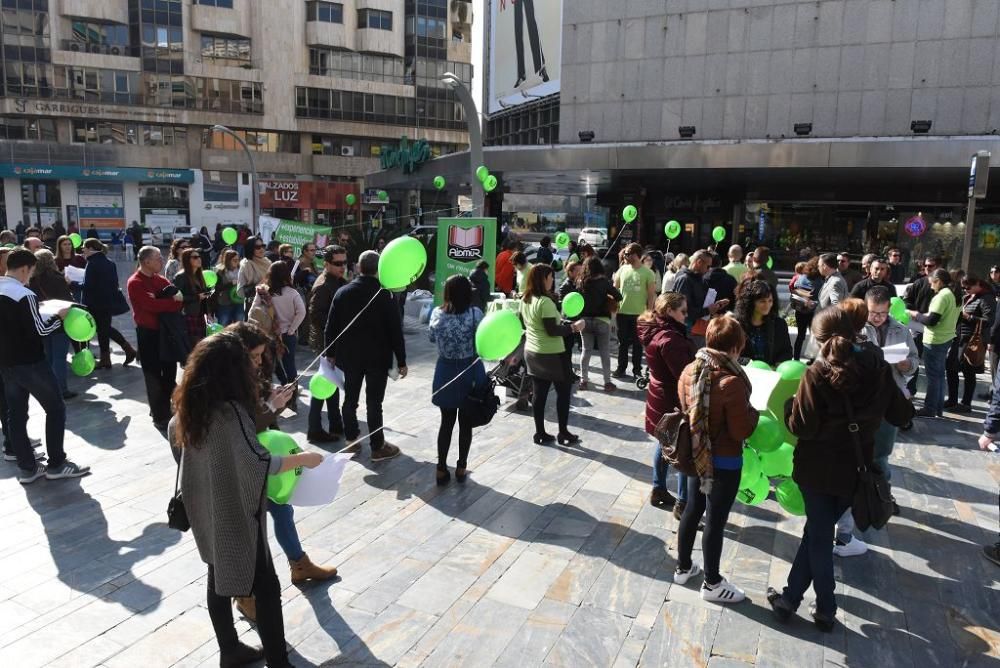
82, 239, 137, 369
734, 279, 792, 367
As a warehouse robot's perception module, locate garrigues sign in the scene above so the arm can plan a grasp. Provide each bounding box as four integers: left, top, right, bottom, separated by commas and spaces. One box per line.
379, 136, 430, 174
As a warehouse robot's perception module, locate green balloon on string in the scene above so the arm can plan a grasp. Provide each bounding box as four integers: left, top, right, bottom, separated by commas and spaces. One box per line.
70, 349, 95, 376
378, 190, 389, 202
767, 256, 774, 269
776, 478, 806, 515
664, 220, 681, 239
747, 413, 782, 453
346, 193, 357, 206
222, 227, 238, 245
747, 359, 772, 371
476, 165, 489, 183
257, 430, 303, 504
64, 307, 96, 342
202, 270, 218, 288
476, 310, 524, 360
889, 296, 909, 324
433, 175, 446, 190
483, 175, 498, 192
69, 232, 83, 249
309, 374, 337, 400
555, 232, 570, 249
562, 292, 584, 318
622, 205, 638, 223
775, 359, 806, 382
740, 447, 762, 488
760, 442, 795, 478
712, 226, 726, 243
737, 473, 770, 506
378, 236, 427, 291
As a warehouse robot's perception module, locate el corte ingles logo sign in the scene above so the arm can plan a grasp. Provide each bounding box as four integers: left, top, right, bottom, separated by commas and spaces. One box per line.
379, 136, 431, 174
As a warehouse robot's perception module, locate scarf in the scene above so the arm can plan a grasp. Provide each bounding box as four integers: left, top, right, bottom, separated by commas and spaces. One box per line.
244, 256, 271, 286
688, 348, 752, 494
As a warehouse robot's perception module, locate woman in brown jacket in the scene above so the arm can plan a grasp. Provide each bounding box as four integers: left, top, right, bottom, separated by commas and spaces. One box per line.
767, 307, 913, 632
674, 316, 759, 604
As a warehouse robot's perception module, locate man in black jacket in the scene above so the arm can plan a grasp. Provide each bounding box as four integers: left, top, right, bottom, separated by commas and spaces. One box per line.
325, 250, 407, 460
849, 257, 895, 299
903, 255, 941, 395
307, 245, 348, 444
0, 249, 89, 483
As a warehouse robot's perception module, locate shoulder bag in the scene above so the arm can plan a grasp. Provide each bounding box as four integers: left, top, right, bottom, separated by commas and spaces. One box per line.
961, 319, 987, 369
844, 397, 894, 531
655, 409, 697, 476
166, 452, 190, 532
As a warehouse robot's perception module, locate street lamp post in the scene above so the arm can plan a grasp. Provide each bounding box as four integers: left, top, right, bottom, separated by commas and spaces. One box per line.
212, 124, 260, 235
441, 72, 484, 215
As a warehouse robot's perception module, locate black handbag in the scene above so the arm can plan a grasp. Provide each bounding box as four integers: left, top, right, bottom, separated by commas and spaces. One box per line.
461, 379, 499, 428
110, 288, 131, 316
167, 453, 190, 532
844, 398, 894, 531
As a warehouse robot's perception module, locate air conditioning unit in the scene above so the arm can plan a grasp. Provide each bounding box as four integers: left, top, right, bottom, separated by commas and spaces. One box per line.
87, 43, 102, 54
69, 42, 81, 52
340, 146, 355, 156
110, 46, 121, 56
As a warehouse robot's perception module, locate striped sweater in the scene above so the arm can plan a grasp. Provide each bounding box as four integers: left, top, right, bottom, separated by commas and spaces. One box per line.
0, 276, 62, 368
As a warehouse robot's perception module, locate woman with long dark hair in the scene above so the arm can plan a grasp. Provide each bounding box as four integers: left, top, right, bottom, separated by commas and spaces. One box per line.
237, 236, 271, 315
576, 256, 623, 391
164, 238, 188, 282
54, 234, 86, 300
214, 249, 245, 326
173, 333, 322, 666
521, 264, 586, 444
946, 273, 995, 412
734, 279, 792, 367
768, 307, 912, 631
173, 247, 210, 347
428, 275, 487, 484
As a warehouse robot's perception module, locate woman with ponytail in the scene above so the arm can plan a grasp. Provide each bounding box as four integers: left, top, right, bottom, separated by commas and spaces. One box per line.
767, 307, 913, 632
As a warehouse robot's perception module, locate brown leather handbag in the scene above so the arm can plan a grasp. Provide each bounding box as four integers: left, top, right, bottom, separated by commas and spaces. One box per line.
962, 320, 987, 369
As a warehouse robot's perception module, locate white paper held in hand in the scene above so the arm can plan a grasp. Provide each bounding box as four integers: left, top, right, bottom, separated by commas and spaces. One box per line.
64, 265, 86, 284
881, 342, 910, 364
290, 453, 353, 506
703, 288, 717, 310
319, 357, 345, 393
38, 299, 75, 320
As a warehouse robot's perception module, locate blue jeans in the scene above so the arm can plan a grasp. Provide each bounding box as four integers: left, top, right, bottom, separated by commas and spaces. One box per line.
782, 487, 852, 616
873, 419, 897, 481
267, 501, 304, 561
923, 341, 949, 415
215, 303, 244, 327
279, 334, 297, 382
0, 361, 66, 472
43, 332, 70, 393
652, 442, 688, 503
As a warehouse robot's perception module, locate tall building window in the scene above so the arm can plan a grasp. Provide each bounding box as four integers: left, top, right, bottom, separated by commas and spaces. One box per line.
305, 1, 343, 23
53, 66, 136, 104
202, 127, 297, 153
128, 0, 183, 74
0, 0, 52, 65
71, 120, 186, 146
308, 48, 403, 83
358, 9, 392, 31
194, 0, 234, 7
0, 116, 57, 141
200, 34, 250, 65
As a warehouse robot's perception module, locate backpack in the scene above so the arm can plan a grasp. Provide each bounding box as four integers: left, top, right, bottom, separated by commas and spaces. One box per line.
654, 409, 697, 476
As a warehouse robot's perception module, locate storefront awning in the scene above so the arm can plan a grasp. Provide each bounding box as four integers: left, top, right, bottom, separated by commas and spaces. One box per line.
0, 164, 195, 183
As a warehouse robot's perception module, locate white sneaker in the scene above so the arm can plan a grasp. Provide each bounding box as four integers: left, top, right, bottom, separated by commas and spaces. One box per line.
700, 577, 746, 604
833, 537, 868, 557
673, 563, 701, 585
4, 450, 45, 462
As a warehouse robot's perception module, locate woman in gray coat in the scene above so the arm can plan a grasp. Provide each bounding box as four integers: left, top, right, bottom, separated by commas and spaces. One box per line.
173, 333, 322, 667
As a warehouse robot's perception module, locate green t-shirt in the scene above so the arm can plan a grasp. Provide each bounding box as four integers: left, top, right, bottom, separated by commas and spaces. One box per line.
522, 295, 565, 354
924, 288, 959, 345
617, 264, 656, 315
724, 261, 748, 283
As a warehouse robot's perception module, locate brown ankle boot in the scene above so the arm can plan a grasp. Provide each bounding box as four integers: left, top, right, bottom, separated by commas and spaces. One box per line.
234, 595, 257, 622
289, 553, 338, 584
123, 344, 137, 367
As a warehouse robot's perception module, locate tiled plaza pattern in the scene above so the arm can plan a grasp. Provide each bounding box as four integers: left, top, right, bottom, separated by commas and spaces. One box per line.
0, 286, 998, 666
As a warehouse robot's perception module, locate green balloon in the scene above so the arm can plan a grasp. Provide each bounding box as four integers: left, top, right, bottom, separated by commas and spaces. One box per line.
69, 232, 83, 249
775, 359, 806, 382
622, 205, 638, 223
737, 472, 770, 506
202, 269, 218, 288
555, 232, 570, 249
206, 322, 224, 336
767, 256, 774, 269
483, 175, 498, 192
476, 310, 524, 361
740, 447, 762, 488
747, 413, 782, 453
776, 478, 806, 515
378, 236, 427, 291
222, 227, 238, 245
747, 360, 772, 371
476, 165, 489, 183
562, 292, 584, 318
230, 285, 244, 303
889, 296, 909, 324
760, 442, 795, 478
64, 307, 96, 342
346, 193, 357, 206
433, 175, 446, 190
712, 226, 726, 243
70, 348, 95, 376
664, 220, 681, 239
378, 190, 389, 202
552, 259, 563, 272
309, 374, 337, 400
257, 430, 303, 505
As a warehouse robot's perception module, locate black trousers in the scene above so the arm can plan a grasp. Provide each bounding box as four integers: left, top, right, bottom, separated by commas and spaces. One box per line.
908, 332, 924, 396
342, 365, 389, 449
616, 313, 642, 374
206, 529, 287, 665
531, 377, 571, 435
438, 407, 473, 468
136, 327, 176, 424
677, 468, 741, 585
513, 0, 545, 80
947, 337, 977, 405
793, 311, 813, 360
92, 309, 131, 358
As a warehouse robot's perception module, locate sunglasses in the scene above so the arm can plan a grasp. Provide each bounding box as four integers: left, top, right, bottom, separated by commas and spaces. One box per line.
254, 245, 264, 250
191, 254, 201, 259
330, 260, 346, 267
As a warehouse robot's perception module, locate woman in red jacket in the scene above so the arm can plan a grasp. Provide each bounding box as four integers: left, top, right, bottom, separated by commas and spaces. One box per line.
638, 292, 695, 510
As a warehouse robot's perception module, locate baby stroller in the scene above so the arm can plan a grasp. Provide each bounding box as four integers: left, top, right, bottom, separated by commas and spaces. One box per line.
635, 367, 650, 391
489, 341, 532, 411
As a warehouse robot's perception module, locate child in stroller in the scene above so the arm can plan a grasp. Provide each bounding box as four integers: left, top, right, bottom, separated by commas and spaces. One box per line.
489, 340, 532, 410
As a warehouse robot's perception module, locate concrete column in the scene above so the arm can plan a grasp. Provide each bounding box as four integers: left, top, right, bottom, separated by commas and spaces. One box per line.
4, 178, 23, 228
123, 181, 141, 226
59, 180, 78, 227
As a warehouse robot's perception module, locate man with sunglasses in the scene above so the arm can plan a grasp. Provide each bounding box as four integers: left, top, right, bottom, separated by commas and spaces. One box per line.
887, 248, 906, 284
307, 245, 348, 444
903, 256, 943, 396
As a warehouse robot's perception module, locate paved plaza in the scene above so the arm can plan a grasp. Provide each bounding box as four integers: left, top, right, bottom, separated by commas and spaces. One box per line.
0, 304, 999, 667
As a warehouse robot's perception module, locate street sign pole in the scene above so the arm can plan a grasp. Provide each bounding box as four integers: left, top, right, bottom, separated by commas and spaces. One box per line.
961, 150, 990, 271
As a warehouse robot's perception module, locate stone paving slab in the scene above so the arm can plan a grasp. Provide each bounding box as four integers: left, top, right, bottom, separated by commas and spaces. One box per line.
0, 284, 998, 667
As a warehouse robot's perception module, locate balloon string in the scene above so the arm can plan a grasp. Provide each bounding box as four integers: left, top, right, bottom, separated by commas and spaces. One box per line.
330, 356, 484, 455
601, 225, 632, 261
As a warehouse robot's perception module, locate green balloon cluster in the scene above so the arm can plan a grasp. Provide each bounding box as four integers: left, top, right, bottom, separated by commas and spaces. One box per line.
346, 193, 357, 206
257, 430, 303, 504
747, 360, 772, 371
889, 296, 909, 324
202, 270, 218, 289
206, 322, 224, 336
70, 349, 95, 376
737, 473, 770, 506
483, 175, 498, 192
775, 359, 806, 381
562, 292, 584, 318
476, 310, 523, 361
476, 165, 489, 182
378, 236, 427, 291
776, 478, 805, 515
433, 175, 446, 190
664, 220, 681, 239
309, 374, 337, 400
222, 227, 238, 245
712, 226, 726, 243
747, 413, 782, 453
554, 232, 570, 249
760, 442, 794, 478
64, 307, 96, 342
622, 205, 638, 223
69, 233, 83, 249
740, 447, 762, 488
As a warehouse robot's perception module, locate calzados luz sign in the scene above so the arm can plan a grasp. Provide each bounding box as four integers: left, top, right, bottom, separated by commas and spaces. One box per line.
379, 136, 431, 174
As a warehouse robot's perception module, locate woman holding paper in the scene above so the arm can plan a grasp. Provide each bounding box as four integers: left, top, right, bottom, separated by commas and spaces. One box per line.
81, 239, 137, 369
734, 279, 792, 367
173, 332, 324, 666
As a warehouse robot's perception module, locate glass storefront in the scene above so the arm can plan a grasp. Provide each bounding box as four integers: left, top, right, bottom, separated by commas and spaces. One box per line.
21, 179, 61, 227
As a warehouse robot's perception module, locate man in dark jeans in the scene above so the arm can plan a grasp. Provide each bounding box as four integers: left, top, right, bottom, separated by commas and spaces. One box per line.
126, 246, 185, 431
325, 250, 407, 460
0, 248, 89, 483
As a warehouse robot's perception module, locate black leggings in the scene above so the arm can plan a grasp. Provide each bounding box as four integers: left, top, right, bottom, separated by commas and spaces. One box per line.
206, 529, 287, 665
947, 337, 977, 405
677, 468, 741, 585
438, 407, 473, 468
793, 311, 813, 360
531, 376, 571, 435
92, 309, 131, 357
